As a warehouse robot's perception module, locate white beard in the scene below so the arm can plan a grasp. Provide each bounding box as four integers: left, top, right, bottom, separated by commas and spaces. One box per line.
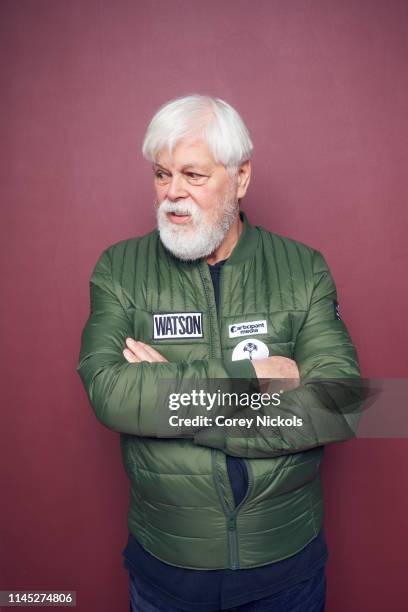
156, 190, 239, 262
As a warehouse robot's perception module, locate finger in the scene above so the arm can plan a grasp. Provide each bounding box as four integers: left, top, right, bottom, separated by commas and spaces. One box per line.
125, 338, 155, 362
136, 341, 168, 362
123, 348, 140, 363
125, 338, 168, 363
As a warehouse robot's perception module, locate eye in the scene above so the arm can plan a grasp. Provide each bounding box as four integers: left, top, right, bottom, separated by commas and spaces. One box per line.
185, 172, 207, 184
155, 170, 170, 182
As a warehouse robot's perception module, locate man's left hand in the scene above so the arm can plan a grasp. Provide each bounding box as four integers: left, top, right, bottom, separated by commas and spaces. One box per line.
123, 338, 168, 363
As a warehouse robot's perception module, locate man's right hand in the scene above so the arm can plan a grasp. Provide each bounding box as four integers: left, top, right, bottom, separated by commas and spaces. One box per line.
252, 356, 300, 390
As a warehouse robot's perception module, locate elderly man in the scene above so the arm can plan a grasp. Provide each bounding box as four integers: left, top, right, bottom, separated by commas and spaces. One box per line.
77, 94, 361, 611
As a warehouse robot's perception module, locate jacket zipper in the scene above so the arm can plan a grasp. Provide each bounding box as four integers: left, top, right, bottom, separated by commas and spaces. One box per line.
198, 264, 218, 358
211, 450, 253, 569
216, 263, 253, 569
199, 260, 253, 569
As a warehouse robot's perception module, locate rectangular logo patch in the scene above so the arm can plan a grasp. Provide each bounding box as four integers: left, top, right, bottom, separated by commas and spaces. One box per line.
153, 312, 203, 339
228, 320, 268, 338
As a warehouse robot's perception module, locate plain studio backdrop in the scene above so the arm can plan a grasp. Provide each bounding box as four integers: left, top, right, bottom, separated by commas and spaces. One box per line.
1, 1, 407, 610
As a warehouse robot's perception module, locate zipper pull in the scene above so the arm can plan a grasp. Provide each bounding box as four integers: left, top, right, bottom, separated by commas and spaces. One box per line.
228, 516, 236, 531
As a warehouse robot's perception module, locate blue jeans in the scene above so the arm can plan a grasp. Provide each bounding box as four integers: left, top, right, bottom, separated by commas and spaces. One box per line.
128, 566, 326, 611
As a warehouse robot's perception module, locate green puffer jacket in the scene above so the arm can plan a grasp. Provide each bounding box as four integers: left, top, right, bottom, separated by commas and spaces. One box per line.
77, 211, 361, 570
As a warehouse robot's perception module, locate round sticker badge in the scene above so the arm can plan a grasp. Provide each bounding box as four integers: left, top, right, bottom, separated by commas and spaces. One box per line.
231, 338, 270, 361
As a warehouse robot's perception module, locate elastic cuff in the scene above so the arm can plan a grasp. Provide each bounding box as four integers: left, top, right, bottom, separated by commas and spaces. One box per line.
223, 358, 260, 392
223, 357, 256, 378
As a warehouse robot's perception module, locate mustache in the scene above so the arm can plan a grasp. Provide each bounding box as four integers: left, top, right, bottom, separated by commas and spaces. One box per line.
158, 199, 201, 218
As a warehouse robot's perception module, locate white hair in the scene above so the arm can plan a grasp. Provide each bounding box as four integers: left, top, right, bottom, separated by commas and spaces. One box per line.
142, 94, 253, 173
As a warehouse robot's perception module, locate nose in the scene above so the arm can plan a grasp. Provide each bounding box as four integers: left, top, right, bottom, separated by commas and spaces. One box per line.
166, 173, 188, 201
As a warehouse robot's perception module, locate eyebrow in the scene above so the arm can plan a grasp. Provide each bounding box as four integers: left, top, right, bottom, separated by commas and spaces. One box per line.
153, 162, 210, 173
181, 163, 209, 172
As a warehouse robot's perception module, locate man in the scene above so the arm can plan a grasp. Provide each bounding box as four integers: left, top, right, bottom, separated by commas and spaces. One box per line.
77, 94, 361, 611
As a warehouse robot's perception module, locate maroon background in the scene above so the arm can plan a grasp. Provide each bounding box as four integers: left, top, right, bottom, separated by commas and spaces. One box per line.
1, 1, 407, 610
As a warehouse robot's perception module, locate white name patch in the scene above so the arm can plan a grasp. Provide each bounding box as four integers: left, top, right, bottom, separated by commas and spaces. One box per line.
153, 313, 203, 339
229, 320, 267, 338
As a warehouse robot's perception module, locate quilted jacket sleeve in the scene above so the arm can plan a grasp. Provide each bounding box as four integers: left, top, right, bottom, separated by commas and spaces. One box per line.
194, 250, 363, 458
76, 248, 255, 436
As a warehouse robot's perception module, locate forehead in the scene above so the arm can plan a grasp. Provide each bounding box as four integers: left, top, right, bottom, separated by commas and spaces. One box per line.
155, 137, 220, 170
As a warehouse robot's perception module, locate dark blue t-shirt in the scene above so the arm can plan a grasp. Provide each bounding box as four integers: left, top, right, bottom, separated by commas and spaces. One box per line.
122, 257, 328, 610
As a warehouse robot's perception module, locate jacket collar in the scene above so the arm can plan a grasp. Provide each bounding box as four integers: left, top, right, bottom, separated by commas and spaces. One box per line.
225, 210, 259, 266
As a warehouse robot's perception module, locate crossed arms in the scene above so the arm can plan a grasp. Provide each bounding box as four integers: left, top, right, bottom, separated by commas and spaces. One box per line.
77, 248, 362, 458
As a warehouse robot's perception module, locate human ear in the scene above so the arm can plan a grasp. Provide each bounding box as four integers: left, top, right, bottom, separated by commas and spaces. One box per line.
237, 160, 251, 199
